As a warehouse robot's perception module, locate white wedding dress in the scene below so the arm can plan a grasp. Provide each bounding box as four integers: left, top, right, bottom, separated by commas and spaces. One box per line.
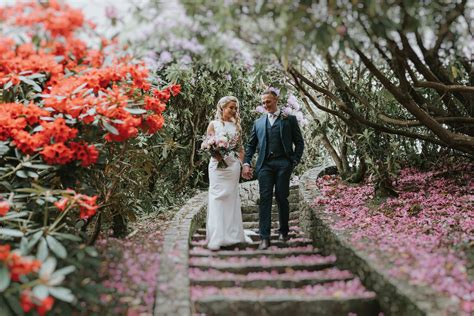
206, 120, 252, 250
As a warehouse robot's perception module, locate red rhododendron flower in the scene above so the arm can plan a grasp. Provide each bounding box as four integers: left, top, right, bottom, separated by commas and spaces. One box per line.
74, 194, 98, 219
9, 253, 41, 281
19, 291, 54, 316
0, 244, 11, 261
41, 118, 78, 143
144, 96, 166, 114
153, 88, 171, 102
170, 84, 181, 96
70, 142, 99, 167
20, 292, 35, 313
36, 296, 54, 316
0, 200, 10, 216
143, 114, 164, 134
40, 143, 75, 165
54, 198, 68, 211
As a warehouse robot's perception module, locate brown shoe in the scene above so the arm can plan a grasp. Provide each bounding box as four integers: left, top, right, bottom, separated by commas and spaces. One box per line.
258, 239, 270, 250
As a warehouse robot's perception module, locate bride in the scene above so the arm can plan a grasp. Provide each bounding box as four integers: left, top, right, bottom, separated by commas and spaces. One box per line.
205, 96, 251, 250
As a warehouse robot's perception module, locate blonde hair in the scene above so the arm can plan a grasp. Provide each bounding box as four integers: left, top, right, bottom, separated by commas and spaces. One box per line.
215, 95, 242, 147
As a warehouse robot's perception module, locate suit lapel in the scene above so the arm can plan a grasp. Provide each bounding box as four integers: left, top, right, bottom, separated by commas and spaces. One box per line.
278, 115, 284, 141
259, 115, 267, 139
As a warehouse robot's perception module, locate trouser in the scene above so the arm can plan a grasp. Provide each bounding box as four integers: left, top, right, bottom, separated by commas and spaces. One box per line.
257, 157, 293, 239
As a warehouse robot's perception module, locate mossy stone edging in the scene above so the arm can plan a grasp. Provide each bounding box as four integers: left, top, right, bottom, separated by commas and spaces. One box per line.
153, 190, 206, 316
298, 167, 459, 316
154, 181, 260, 316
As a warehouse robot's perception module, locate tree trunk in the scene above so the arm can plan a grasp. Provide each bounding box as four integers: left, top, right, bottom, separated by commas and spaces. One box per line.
112, 212, 128, 237
320, 133, 344, 174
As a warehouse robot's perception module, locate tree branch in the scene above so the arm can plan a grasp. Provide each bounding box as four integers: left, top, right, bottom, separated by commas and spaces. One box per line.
415, 81, 474, 93
431, 0, 467, 55
353, 45, 474, 152
378, 113, 474, 127
289, 65, 451, 148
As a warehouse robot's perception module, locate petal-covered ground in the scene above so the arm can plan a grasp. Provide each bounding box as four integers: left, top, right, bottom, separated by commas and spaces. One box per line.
191, 279, 376, 300
313, 162, 473, 315
189, 267, 354, 281
94, 212, 172, 315
189, 254, 336, 266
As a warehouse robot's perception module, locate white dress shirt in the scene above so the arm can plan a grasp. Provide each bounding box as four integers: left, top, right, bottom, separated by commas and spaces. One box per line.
267, 109, 280, 126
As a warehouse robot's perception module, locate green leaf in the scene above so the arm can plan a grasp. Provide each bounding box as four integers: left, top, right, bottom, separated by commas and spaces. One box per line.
52, 232, 82, 242
0, 228, 24, 237
27, 231, 44, 251
46, 236, 67, 259
28, 164, 52, 170
125, 107, 147, 115
103, 120, 119, 135
4, 80, 13, 90
15, 170, 28, 178
0, 264, 11, 292
27, 73, 45, 79
19, 76, 42, 92
20, 237, 28, 255
84, 246, 98, 257
0, 211, 28, 222
49, 287, 75, 303
72, 82, 87, 95
32, 285, 49, 300
37, 237, 48, 261
52, 265, 76, 277
27, 171, 39, 179
39, 257, 57, 278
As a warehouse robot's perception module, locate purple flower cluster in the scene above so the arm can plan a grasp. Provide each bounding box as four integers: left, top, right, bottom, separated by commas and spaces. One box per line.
256, 92, 308, 126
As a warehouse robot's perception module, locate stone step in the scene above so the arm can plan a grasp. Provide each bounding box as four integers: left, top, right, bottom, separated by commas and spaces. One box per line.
243, 219, 299, 230
242, 190, 299, 208
191, 278, 379, 315
189, 246, 319, 258
193, 295, 380, 316
194, 227, 303, 236
190, 269, 355, 288
262, 194, 299, 205
191, 231, 300, 242
191, 276, 355, 289
241, 202, 299, 214
190, 238, 312, 250
242, 210, 299, 222
189, 254, 335, 274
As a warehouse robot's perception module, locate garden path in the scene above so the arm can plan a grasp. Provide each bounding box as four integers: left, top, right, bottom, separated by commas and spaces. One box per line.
189, 187, 381, 315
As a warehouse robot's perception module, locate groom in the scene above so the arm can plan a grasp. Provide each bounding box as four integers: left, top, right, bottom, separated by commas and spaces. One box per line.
242, 88, 304, 250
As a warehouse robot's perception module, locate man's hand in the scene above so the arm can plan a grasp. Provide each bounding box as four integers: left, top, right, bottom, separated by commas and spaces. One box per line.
241, 164, 253, 180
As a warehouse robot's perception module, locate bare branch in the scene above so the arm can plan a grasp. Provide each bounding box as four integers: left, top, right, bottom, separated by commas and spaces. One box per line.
378, 113, 474, 127
432, 0, 467, 54
415, 81, 474, 93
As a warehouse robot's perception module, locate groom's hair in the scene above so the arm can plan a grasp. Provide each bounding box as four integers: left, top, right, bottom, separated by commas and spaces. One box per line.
262, 88, 278, 97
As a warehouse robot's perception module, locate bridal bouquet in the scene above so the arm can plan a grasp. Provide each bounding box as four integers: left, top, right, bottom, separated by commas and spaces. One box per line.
200, 133, 239, 168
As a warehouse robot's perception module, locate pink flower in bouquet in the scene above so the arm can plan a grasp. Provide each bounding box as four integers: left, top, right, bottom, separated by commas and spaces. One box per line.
200, 132, 239, 168
217, 136, 229, 148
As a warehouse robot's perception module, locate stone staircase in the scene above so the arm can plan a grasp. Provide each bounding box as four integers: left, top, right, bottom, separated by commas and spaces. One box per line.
189, 187, 381, 315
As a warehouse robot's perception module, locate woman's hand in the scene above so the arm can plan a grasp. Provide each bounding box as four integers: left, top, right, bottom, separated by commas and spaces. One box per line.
212, 152, 223, 161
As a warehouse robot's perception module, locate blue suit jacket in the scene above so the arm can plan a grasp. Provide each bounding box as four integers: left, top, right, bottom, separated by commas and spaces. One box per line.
244, 114, 304, 175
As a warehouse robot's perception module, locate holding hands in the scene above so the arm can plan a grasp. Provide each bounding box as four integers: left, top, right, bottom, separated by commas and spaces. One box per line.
241, 164, 253, 180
